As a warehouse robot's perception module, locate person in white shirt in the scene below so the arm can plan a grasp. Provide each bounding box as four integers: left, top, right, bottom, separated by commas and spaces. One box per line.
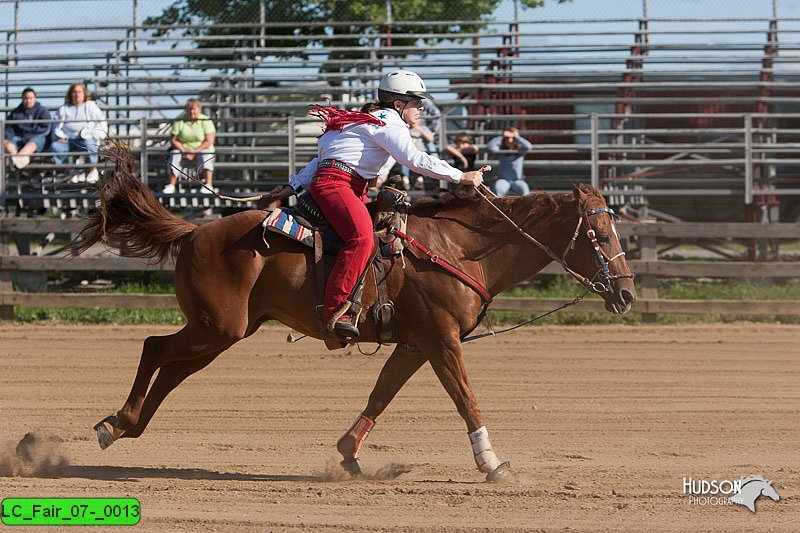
52, 82, 108, 183
271, 69, 486, 339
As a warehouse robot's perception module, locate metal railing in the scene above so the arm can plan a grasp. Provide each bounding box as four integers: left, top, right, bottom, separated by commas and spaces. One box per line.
2, 110, 800, 217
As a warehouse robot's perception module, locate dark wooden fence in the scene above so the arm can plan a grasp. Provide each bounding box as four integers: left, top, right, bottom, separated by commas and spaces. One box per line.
1, 219, 799, 320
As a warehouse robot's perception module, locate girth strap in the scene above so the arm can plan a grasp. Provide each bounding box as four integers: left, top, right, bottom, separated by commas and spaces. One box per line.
372, 256, 395, 345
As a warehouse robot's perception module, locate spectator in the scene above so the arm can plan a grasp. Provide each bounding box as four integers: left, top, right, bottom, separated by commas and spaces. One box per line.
3, 87, 51, 170
163, 98, 216, 194
486, 127, 532, 197
52, 82, 107, 183
403, 113, 435, 190
420, 98, 441, 154
445, 132, 478, 172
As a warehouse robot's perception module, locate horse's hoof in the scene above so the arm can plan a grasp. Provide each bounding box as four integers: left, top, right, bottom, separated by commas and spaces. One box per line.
94, 415, 118, 450
485, 461, 515, 483
340, 459, 362, 478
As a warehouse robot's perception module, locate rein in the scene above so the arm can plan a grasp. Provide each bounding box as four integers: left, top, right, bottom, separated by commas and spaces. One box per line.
462, 288, 589, 343
475, 186, 603, 292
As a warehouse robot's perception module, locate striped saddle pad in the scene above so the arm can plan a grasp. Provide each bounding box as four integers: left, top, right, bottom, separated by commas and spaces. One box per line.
262, 208, 314, 247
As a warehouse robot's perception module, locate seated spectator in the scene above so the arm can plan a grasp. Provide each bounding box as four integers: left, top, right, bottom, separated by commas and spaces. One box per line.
402, 113, 435, 190
52, 82, 108, 183
162, 99, 216, 194
420, 99, 441, 155
445, 132, 478, 172
442, 132, 479, 192
3, 87, 51, 170
486, 127, 532, 197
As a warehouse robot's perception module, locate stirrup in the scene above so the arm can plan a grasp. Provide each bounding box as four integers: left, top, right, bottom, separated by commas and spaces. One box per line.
331, 319, 359, 339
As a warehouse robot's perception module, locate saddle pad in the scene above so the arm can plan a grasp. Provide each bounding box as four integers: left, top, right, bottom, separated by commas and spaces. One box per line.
262, 208, 314, 247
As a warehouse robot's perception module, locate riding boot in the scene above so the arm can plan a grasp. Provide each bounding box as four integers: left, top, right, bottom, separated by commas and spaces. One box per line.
331, 316, 359, 339
326, 303, 360, 340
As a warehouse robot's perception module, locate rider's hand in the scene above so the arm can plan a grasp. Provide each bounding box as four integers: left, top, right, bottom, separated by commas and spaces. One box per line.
458, 165, 491, 188
269, 184, 296, 199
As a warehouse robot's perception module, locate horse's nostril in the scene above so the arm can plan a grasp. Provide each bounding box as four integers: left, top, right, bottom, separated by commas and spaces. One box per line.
621, 288, 636, 305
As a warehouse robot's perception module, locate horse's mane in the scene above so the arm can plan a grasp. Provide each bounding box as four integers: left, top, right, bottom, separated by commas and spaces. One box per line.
408, 188, 582, 226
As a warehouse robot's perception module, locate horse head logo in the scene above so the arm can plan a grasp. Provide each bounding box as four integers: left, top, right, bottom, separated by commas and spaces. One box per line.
730, 475, 780, 513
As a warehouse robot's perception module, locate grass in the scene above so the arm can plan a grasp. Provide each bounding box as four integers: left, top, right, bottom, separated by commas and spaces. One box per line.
8, 275, 800, 326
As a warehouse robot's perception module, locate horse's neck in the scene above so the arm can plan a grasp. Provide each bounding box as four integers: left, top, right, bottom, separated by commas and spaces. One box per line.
413, 195, 576, 296
479, 199, 575, 295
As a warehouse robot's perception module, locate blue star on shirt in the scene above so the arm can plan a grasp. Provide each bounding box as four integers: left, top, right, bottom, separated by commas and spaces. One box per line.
378, 112, 387, 120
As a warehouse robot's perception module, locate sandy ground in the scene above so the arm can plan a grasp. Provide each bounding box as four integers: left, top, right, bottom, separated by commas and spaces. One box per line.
0, 323, 797, 532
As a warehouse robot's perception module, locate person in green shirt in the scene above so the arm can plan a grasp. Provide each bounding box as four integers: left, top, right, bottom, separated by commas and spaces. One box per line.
163, 98, 216, 194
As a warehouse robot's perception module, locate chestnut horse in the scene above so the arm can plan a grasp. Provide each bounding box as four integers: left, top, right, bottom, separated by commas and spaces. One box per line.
71, 150, 636, 481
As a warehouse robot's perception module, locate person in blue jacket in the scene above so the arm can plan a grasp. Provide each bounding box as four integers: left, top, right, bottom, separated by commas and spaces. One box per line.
3, 88, 51, 170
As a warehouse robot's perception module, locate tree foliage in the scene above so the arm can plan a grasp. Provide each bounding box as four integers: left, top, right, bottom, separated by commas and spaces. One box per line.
144, 0, 571, 61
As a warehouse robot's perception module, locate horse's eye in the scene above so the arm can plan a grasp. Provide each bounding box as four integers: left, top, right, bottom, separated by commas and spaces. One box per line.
596, 234, 610, 244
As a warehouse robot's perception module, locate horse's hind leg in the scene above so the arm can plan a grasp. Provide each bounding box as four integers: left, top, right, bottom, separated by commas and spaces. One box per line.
96, 325, 238, 448
120, 352, 221, 439
337, 344, 427, 473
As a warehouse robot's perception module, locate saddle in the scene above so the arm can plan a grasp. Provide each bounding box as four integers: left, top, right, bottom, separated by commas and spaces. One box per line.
262, 186, 410, 347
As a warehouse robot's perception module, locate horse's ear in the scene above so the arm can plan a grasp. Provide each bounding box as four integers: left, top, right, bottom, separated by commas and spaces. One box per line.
572, 183, 587, 205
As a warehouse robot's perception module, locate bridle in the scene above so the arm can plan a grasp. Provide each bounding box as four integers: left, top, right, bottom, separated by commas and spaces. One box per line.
474, 186, 634, 294
561, 206, 635, 293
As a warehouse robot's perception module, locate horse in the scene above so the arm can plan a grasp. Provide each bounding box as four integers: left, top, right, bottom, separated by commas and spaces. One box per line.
70, 148, 636, 481
731, 475, 780, 512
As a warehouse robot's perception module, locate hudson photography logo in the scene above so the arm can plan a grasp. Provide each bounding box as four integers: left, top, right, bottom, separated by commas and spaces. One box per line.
682, 475, 780, 512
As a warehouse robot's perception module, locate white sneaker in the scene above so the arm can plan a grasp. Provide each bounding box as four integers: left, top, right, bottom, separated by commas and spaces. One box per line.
69, 171, 83, 184
86, 168, 99, 183
11, 155, 30, 169
162, 184, 176, 194
200, 186, 215, 195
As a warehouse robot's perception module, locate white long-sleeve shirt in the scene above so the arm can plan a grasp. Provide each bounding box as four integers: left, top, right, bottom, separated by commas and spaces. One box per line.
290, 107, 462, 192
53, 100, 108, 141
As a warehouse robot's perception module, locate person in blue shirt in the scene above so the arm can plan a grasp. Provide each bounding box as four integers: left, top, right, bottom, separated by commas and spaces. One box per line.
486, 127, 533, 197
3, 88, 51, 170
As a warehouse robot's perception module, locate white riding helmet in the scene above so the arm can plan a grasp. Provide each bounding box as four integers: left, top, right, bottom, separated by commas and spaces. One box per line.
378, 69, 434, 101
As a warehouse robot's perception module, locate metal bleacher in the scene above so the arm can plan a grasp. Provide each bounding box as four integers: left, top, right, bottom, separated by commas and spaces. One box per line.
2, 8, 800, 221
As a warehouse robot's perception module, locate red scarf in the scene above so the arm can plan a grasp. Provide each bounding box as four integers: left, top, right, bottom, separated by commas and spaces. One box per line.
309, 103, 385, 135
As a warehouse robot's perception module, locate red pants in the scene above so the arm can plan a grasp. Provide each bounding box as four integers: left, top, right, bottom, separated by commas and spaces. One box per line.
309, 167, 373, 322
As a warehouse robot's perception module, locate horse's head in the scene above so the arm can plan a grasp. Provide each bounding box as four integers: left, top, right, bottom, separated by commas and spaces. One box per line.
563, 184, 637, 314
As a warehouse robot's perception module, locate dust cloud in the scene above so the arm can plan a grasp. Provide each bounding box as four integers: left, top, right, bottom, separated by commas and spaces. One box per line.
317, 457, 412, 482
0, 432, 69, 477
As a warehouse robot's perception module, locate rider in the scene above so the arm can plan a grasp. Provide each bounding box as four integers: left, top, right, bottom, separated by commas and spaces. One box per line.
272, 69, 486, 339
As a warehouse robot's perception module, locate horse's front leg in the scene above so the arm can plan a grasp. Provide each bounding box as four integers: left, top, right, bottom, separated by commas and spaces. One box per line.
337, 343, 427, 475
421, 330, 514, 482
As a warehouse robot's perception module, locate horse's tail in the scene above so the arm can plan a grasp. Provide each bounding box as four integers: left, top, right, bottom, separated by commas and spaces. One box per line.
69, 142, 197, 264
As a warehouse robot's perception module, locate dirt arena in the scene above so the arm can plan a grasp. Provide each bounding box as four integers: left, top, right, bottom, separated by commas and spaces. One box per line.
0, 323, 797, 531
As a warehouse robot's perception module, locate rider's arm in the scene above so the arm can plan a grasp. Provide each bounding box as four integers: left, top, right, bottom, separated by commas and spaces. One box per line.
373, 124, 463, 183
288, 157, 319, 193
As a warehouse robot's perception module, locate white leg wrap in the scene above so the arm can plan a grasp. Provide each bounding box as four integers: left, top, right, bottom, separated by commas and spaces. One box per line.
468, 426, 501, 473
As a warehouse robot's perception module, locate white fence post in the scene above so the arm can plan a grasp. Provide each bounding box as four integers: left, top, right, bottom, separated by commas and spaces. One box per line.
744, 114, 753, 205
